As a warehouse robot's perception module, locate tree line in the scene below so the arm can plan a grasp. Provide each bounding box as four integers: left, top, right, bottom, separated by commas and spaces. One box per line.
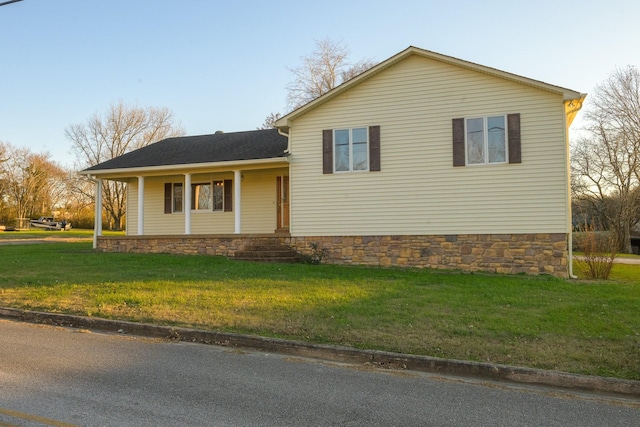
0, 102, 184, 230
0, 142, 77, 227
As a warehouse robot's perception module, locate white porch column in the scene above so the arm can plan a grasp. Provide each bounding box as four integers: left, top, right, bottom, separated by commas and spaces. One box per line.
137, 176, 145, 235
93, 178, 103, 249
234, 170, 241, 234
184, 173, 192, 234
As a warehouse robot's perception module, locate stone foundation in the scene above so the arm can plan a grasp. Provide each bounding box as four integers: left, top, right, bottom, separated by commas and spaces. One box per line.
290, 233, 568, 277
96, 233, 568, 277
96, 234, 255, 257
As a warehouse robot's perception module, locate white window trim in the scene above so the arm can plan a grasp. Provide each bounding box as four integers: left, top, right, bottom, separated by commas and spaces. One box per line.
190, 182, 213, 212
333, 127, 370, 173
190, 180, 227, 213
464, 115, 509, 166
168, 179, 230, 214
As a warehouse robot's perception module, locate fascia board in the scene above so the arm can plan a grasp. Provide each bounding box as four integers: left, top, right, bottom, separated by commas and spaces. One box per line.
79, 157, 289, 178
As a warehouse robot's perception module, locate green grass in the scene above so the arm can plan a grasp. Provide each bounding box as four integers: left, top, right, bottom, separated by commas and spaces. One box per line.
1, 240, 639, 381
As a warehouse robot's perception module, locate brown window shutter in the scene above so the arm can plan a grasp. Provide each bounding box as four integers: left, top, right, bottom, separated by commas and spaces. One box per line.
322, 129, 333, 174
164, 183, 172, 214
369, 125, 381, 172
452, 118, 465, 167
507, 113, 521, 164
223, 179, 233, 212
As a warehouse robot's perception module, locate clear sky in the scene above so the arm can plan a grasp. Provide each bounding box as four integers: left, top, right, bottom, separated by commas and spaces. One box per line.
1, 0, 639, 167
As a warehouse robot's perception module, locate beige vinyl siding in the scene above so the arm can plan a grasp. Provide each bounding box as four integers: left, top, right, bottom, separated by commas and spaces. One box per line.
147, 177, 188, 234
127, 169, 287, 235
126, 179, 136, 235
188, 172, 234, 234
289, 55, 569, 236
240, 168, 287, 233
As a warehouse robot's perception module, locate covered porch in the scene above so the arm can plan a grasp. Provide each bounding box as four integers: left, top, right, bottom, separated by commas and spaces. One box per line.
78, 128, 292, 249
90, 165, 290, 249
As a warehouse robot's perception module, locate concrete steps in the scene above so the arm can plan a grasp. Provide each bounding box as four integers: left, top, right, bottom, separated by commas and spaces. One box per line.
234, 238, 300, 263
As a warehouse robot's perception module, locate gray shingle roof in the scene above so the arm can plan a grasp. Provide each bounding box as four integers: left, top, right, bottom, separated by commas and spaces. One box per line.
83, 129, 288, 172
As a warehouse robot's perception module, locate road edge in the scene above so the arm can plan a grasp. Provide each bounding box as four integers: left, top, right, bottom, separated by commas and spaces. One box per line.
1, 306, 638, 397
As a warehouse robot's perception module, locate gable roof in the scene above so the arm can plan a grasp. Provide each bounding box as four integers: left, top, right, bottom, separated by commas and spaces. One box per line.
275, 46, 585, 130
81, 129, 288, 175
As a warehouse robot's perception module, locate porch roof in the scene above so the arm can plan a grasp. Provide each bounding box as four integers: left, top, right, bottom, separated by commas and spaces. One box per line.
80, 129, 288, 176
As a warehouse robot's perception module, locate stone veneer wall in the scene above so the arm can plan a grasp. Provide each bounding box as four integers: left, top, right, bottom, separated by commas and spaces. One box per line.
96, 233, 568, 277
289, 233, 568, 277
96, 234, 254, 257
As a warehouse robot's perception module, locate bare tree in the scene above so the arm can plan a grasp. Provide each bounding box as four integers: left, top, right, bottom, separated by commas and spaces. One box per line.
285, 39, 377, 110
0, 144, 63, 222
571, 66, 640, 253
66, 101, 184, 230
340, 58, 376, 82
258, 112, 282, 130
57, 167, 96, 228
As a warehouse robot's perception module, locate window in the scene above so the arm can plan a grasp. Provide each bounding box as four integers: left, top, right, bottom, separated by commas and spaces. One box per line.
466, 116, 506, 165
191, 183, 211, 210
165, 179, 232, 213
334, 127, 369, 172
452, 114, 520, 167
323, 126, 380, 174
173, 183, 183, 212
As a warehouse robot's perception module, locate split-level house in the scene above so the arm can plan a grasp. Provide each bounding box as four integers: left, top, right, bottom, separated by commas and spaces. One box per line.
80, 46, 586, 277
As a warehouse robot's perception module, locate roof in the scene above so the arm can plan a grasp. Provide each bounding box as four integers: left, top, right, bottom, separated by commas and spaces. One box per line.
82, 129, 288, 174
276, 46, 586, 130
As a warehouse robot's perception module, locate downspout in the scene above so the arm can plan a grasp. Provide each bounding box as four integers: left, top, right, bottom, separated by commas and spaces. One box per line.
277, 127, 292, 234
564, 94, 587, 279
278, 127, 290, 153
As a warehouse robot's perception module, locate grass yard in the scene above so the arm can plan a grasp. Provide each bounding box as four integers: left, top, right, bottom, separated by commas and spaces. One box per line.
0, 237, 639, 381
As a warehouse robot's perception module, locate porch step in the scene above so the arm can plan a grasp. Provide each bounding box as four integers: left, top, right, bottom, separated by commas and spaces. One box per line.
234, 239, 301, 263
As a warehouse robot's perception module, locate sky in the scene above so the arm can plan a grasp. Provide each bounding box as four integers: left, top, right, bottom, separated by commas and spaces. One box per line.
1, 0, 639, 168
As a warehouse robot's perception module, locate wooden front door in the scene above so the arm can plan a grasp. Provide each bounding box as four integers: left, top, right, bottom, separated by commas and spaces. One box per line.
276, 176, 290, 230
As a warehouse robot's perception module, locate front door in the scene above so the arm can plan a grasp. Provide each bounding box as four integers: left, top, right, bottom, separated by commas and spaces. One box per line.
276, 176, 289, 231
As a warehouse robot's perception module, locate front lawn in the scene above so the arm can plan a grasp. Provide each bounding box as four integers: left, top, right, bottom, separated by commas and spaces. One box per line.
1, 241, 638, 380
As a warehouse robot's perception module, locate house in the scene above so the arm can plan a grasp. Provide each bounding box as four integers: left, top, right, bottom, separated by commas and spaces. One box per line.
80, 46, 586, 277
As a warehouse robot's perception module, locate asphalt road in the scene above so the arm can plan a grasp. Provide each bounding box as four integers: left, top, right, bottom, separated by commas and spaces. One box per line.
0, 320, 638, 427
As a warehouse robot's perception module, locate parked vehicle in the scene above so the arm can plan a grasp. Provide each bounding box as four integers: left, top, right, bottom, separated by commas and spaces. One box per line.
30, 217, 71, 231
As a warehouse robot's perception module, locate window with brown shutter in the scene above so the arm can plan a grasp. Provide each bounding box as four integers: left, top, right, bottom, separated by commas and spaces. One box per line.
323, 126, 380, 173
452, 114, 521, 166
164, 183, 172, 214
452, 118, 465, 167
322, 129, 333, 174
223, 179, 232, 212
507, 113, 521, 164
369, 125, 381, 172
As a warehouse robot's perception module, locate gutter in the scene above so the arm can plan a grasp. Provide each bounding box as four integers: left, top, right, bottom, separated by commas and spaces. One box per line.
79, 156, 291, 178
278, 128, 290, 154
